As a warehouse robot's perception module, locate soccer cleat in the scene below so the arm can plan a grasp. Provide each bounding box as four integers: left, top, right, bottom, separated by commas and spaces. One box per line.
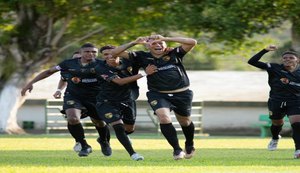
78, 145, 92, 157
97, 137, 112, 156
294, 150, 300, 159
184, 146, 195, 159
268, 139, 279, 151
173, 150, 185, 160
73, 142, 82, 153
131, 153, 144, 161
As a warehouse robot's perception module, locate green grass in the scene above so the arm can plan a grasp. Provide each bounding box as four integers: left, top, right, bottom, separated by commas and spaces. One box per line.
0, 134, 299, 173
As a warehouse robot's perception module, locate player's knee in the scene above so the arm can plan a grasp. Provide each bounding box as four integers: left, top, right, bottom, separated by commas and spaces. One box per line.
67, 116, 80, 124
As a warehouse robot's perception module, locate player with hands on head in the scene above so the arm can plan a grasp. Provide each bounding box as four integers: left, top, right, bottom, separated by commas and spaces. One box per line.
112, 34, 197, 160
248, 44, 300, 159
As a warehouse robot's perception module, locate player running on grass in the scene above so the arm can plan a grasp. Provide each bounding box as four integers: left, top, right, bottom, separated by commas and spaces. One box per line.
93, 45, 156, 161
21, 43, 111, 157
112, 34, 197, 160
52, 51, 111, 154
248, 45, 300, 159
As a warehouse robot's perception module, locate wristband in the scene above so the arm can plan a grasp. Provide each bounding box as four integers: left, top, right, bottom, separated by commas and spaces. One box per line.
140, 73, 147, 77
56, 89, 62, 92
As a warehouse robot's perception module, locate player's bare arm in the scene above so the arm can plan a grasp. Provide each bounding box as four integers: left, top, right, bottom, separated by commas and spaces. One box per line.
150, 34, 197, 52
21, 66, 59, 96
111, 36, 149, 59
111, 64, 157, 85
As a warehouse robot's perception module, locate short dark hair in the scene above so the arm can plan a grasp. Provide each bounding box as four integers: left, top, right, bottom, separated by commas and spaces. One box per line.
99, 45, 116, 53
282, 49, 299, 58
81, 43, 96, 48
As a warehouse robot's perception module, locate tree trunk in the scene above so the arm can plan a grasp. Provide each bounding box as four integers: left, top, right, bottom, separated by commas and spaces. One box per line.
0, 73, 26, 134
291, 20, 300, 52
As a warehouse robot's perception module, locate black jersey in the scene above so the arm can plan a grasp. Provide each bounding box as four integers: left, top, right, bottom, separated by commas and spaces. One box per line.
95, 59, 135, 102
128, 46, 190, 91
248, 49, 300, 100
56, 58, 102, 97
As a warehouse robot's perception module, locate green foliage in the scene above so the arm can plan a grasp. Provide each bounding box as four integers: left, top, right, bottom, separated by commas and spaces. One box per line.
1, 0, 300, 83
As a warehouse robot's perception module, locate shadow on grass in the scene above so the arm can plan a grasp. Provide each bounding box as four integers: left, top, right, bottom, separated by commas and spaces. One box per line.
0, 148, 298, 167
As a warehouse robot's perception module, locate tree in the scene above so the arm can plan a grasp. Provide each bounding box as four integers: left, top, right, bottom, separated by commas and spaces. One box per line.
0, 0, 173, 134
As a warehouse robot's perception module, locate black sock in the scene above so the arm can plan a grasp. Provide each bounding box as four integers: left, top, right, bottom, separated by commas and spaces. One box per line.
292, 122, 300, 150
96, 125, 110, 142
181, 122, 195, 147
113, 124, 135, 156
160, 123, 181, 151
270, 124, 282, 140
67, 123, 87, 146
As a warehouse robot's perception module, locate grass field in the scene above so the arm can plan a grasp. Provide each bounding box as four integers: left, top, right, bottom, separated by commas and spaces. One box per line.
0, 134, 299, 173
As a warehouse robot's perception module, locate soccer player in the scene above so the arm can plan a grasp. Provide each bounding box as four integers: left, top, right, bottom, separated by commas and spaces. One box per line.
21, 43, 111, 157
94, 45, 156, 161
248, 45, 300, 159
113, 34, 197, 160
52, 51, 111, 154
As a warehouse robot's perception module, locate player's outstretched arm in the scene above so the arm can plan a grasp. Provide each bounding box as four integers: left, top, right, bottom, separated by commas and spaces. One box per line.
111, 36, 149, 59
149, 35, 197, 52
21, 67, 59, 96
53, 79, 67, 99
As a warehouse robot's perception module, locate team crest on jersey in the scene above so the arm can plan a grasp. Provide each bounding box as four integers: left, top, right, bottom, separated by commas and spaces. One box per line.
269, 111, 273, 116
67, 100, 75, 105
90, 68, 96, 73
105, 113, 113, 119
163, 56, 171, 61
127, 66, 133, 73
150, 100, 158, 106
71, 77, 81, 84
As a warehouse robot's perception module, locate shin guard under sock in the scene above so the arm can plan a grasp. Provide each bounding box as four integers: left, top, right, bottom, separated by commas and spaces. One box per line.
96, 125, 110, 142
113, 124, 135, 156
291, 122, 300, 150
160, 123, 182, 151
67, 123, 87, 146
270, 124, 282, 140
181, 122, 195, 147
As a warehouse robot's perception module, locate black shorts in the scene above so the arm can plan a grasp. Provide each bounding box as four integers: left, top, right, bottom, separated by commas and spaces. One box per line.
63, 92, 100, 120
268, 98, 300, 120
96, 100, 136, 125
146, 89, 193, 116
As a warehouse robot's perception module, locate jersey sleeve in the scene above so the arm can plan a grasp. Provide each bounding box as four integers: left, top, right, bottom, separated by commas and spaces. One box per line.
248, 49, 269, 69
173, 46, 187, 60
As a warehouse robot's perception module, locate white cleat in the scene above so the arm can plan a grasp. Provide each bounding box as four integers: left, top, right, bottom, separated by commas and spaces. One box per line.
268, 139, 279, 151
131, 153, 144, 161
173, 150, 185, 160
294, 150, 300, 159
73, 142, 82, 152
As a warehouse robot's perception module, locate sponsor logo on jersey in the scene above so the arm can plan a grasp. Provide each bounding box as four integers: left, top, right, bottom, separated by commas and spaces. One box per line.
157, 65, 176, 71
127, 66, 133, 73
67, 100, 75, 105
150, 100, 158, 106
81, 78, 97, 83
105, 113, 113, 119
71, 77, 81, 84
90, 68, 96, 73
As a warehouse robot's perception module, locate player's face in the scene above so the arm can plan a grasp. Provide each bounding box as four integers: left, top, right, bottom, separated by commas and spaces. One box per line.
101, 49, 120, 67
282, 54, 299, 68
81, 47, 98, 62
147, 40, 167, 56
